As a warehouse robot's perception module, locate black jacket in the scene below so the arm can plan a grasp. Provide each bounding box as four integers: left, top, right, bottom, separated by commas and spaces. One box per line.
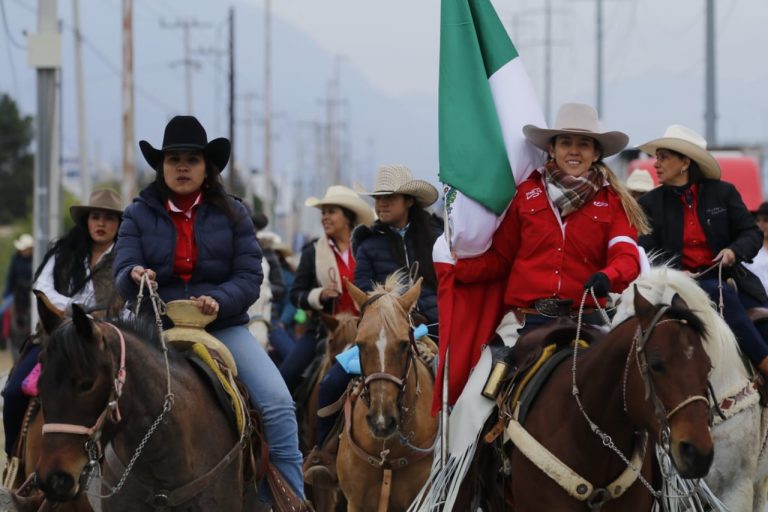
638, 179, 766, 302
289, 240, 329, 336
352, 219, 441, 328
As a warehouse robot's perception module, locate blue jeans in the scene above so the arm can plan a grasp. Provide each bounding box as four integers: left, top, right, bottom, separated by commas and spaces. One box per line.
698, 278, 768, 365
269, 327, 296, 365
279, 327, 321, 393
315, 362, 352, 447
2, 344, 40, 455
212, 325, 305, 500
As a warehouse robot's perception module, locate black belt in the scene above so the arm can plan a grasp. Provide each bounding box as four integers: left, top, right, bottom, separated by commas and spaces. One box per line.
512, 298, 595, 319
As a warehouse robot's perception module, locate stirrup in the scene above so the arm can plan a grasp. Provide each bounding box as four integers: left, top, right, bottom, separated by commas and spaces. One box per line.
2, 457, 19, 489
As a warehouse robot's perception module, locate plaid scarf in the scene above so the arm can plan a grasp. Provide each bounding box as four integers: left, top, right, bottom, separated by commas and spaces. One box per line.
543, 165, 604, 217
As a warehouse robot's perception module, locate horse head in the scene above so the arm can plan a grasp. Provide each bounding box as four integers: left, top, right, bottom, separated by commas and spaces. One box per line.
625, 286, 714, 479
319, 311, 359, 362
346, 273, 422, 439
35, 302, 123, 502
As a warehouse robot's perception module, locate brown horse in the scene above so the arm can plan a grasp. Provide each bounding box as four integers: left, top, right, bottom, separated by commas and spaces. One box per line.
337, 274, 437, 512
31, 302, 248, 511
495, 289, 715, 511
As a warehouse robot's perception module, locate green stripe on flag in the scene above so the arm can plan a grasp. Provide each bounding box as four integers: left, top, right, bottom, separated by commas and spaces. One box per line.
439, 0, 519, 215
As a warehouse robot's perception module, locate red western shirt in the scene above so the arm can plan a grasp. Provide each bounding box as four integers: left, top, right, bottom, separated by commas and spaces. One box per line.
166, 193, 202, 283
455, 171, 640, 308
328, 238, 357, 314
680, 184, 715, 271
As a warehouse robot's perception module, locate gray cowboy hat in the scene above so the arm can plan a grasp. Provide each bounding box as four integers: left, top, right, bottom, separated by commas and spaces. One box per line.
523, 103, 629, 158
139, 116, 231, 172
70, 189, 124, 224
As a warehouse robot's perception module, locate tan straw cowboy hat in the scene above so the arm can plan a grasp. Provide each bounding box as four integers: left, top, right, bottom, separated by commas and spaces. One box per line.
637, 124, 721, 180
361, 165, 439, 207
305, 185, 376, 227
523, 103, 629, 158
70, 188, 124, 224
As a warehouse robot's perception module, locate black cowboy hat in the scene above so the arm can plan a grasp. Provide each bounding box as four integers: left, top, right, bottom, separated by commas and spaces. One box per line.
139, 115, 231, 172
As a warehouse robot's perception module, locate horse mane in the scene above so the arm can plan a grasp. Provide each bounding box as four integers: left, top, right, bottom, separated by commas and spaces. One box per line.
614, 265, 747, 394
333, 312, 359, 343
367, 271, 411, 334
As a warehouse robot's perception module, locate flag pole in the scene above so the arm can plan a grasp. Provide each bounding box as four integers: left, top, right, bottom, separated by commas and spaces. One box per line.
440, 199, 452, 469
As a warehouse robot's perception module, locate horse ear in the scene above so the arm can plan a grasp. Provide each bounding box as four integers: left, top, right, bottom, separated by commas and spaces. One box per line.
633, 284, 655, 322
319, 312, 339, 333
71, 304, 95, 342
34, 291, 64, 335
397, 277, 423, 313
670, 293, 689, 311
345, 277, 369, 311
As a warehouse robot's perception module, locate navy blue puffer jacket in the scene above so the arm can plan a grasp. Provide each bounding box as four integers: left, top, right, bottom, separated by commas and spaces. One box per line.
352, 219, 440, 328
114, 184, 263, 331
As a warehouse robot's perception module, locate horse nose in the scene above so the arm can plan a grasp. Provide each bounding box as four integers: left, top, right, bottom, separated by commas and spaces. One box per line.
366, 411, 397, 438
677, 441, 714, 479
40, 471, 76, 501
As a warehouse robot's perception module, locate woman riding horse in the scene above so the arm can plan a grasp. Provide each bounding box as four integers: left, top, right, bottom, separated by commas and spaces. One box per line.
113, 115, 305, 505
455, 103, 649, 344
3, 188, 124, 460
636, 125, 768, 383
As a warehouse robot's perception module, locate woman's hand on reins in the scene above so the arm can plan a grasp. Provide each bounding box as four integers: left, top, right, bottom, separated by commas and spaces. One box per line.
130, 266, 157, 288
191, 295, 220, 316
713, 248, 736, 267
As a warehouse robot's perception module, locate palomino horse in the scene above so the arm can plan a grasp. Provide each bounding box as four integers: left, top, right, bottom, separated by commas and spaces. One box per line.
337, 274, 437, 512
31, 302, 248, 511
615, 267, 768, 512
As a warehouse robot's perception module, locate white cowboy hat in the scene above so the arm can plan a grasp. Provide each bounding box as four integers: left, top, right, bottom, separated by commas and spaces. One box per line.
626, 168, 655, 193
523, 103, 629, 158
361, 165, 439, 207
13, 233, 33, 251
637, 125, 721, 180
305, 185, 376, 227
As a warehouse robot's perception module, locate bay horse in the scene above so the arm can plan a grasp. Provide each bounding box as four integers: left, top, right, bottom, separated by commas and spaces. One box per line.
337, 274, 437, 512
504, 286, 715, 511
31, 301, 248, 511
615, 266, 768, 512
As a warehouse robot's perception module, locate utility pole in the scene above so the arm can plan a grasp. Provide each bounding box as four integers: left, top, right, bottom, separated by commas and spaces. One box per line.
228, 7, 236, 190
72, 0, 90, 200
122, 0, 136, 204
28, 0, 61, 327
241, 92, 259, 209
704, 0, 717, 145
596, 0, 603, 115
162, 18, 208, 114
544, 0, 552, 124
263, 0, 273, 219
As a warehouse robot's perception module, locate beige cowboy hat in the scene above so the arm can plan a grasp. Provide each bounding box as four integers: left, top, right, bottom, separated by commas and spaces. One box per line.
361, 165, 439, 207
70, 188, 124, 224
13, 233, 33, 251
523, 103, 629, 158
637, 124, 721, 180
626, 168, 655, 193
305, 185, 376, 227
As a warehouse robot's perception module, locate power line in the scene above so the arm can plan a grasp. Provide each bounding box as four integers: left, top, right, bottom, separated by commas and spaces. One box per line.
1, 0, 25, 49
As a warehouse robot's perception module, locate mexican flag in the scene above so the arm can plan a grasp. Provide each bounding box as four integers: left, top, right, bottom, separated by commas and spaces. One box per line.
431, 0, 545, 414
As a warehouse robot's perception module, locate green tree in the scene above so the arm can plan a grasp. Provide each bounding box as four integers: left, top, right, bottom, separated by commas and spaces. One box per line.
0, 93, 34, 223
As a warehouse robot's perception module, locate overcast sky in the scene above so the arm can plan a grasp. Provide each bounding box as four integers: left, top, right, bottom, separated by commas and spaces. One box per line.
2, 0, 767, 190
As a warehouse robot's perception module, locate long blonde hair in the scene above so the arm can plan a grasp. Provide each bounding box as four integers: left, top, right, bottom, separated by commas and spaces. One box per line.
595, 162, 652, 235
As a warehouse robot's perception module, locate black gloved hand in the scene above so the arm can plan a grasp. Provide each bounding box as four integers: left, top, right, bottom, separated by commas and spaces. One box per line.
584, 272, 610, 298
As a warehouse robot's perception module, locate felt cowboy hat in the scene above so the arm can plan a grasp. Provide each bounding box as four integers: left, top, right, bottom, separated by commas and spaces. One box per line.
360, 165, 439, 207
305, 185, 376, 227
13, 233, 33, 251
637, 124, 721, 180
139, 116, 231, 172
523, 103, 629, 158
69, 189, 124, 224
626, 168, 655, 193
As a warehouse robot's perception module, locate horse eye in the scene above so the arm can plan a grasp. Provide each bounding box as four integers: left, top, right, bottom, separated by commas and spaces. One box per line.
398, 341, 409, 352
649, 360, 666, 374
78, 379, 95, 393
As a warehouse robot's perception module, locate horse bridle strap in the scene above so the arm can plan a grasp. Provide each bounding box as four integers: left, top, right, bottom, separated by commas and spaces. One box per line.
42, 322, 127, 439
506, 418, 647, 504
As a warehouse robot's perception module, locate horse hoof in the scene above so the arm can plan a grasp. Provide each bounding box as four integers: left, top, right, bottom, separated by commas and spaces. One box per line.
0, 488, 20, 512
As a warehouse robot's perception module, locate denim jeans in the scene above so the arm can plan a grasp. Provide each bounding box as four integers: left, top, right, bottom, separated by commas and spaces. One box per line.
212, 325, 305, 499
2, 344, 40, 455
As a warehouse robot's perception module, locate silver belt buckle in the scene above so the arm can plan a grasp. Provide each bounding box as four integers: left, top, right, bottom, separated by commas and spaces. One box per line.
533, 298, 561, 318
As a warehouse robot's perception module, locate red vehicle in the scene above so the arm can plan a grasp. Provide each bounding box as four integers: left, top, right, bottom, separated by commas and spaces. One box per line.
628, 152, 764, 210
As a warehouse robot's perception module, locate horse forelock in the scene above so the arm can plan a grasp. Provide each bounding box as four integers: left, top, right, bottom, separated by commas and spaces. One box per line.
332, 312, 358, 345
44, 321, 103, 375
616, 266, 749, 393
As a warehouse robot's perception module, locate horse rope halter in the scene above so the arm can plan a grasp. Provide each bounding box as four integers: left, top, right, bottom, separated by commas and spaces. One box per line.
41, 274, 176, 499
351, 292, 435, 466
571, 288, 709, 505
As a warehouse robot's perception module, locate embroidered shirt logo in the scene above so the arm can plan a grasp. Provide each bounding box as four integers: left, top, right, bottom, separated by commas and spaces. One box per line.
706, 207, 726, 216
592, 201, 609, 207
526, 188, 542, 200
